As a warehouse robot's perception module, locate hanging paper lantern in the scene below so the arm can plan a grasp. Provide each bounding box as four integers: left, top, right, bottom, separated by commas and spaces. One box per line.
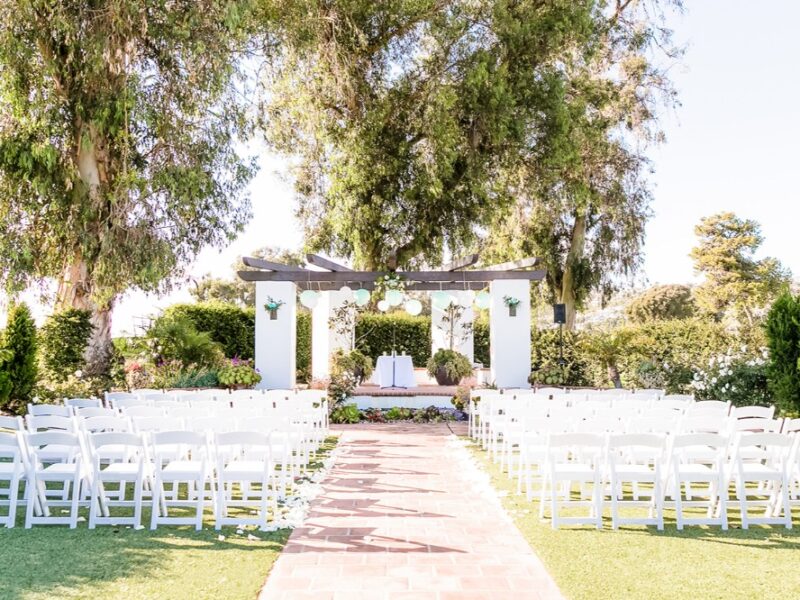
377, 299, 390, 312
386, 289, 404, 306
353, 288, 371, 306
431, 291, 452, 310
404, 299, 422, 316
339, 285, 353, 297
474, 290, 491, 310
299, 290, 320, 309
460, 290, 476, 307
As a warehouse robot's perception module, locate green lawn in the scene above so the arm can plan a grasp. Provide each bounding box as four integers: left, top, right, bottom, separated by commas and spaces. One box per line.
469, 442, 800, 600
0, 436, 338, 600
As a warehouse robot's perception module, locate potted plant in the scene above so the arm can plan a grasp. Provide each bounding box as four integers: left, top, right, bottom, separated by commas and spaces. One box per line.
426, 348, 473, 386
217, 357, 262, 389
503, 295, 521, 317
331, 349, 374, 385
264, 297, 284, 320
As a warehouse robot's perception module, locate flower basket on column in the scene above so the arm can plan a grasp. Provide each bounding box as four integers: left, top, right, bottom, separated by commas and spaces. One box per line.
503, 295, 520, 317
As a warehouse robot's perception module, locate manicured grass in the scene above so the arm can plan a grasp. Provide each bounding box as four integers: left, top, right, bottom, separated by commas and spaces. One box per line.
468, 442, 800, 600
0, 435, 338, 600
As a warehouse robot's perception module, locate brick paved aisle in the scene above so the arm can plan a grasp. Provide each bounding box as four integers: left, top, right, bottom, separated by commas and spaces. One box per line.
259, 422, 563, 600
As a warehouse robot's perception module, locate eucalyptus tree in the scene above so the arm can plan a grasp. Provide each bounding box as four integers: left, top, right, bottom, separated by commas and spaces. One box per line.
261, 0, 601, 270
0, 0, 260, 374
480, 0, 683, 329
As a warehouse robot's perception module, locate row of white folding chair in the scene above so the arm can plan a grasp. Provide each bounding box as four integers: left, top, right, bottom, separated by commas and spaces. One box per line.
527, 431, 798, 530
1, 428, 285, 530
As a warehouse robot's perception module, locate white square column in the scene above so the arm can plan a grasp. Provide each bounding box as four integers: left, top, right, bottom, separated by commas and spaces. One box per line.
489, 280, 531, 388
311, 290, 352, 380
431, 291, 474, 362
255, 282, 296, 389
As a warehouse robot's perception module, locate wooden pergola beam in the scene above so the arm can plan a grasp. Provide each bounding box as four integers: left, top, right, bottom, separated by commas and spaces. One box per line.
481, 257, 539, 271
242, 256, 307, 272
284, 281, 492, 291
441, 253, 480, 271
237, 269, 545, 283
305, 254, 353, 272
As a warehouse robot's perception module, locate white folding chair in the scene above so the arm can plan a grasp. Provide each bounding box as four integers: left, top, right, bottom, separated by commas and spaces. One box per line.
150, 431, 211, 530
132, 388, 163, 398
213, 431, 276, 530
669, 433, 729, 530
64, 398, 102, 410
87, 432, 149, 529
79, 416, 131, 435
0, 415, 25, 431
540, 433, 605, 529
24, 431, 86, 528
732, 405, 775, 420
685, 400, 731, 418
110, 396, 151, 411
728, 432, 793, 529
74, 407, 118, 419
27, 404, 72, 417
607, 434, 665, 530
0, 432, 27, 527
122, 405, 165, 419
732, 418, 782, 434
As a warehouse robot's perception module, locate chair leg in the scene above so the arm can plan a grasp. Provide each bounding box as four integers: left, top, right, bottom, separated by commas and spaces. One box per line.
69, 477, 81, 529
133, 477, 144, 529
89, 478, 100, 529
195, 479, 204, 531
150, 478, 162, 530
24, 475, 37, 529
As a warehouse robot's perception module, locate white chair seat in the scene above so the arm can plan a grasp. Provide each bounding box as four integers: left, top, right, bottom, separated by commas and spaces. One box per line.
162, 461, 205, 478
223, 461, 269, 478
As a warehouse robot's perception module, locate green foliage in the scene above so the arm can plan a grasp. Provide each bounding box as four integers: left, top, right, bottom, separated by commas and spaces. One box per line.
296, 311, 312, 382
426, 349, 473, 384
531, 328, 590, 387
1, 303, 37, 410
0, 348, 13, 407
362, 407, 385, 423
331, 349, 374, 383
473, 314, 490, 366
38, 309, 93, 383
146, 315, 224, 368
217, 358, 261, 389
329, 404, 360, 424
162, 303, 255, 360
355, 313, 431, 366
451, 384, 471, 412
626, 285, 697, 323
691, 349, 771, 408
412, 406, 454, 423
691, 212, 791, 323
385, 407, 414, 421
148, 362, 220, 390
764, 293, 800, 412
580, 329, 636, 388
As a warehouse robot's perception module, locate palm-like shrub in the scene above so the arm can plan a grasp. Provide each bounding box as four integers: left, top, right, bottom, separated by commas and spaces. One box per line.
147, 314, 224, 368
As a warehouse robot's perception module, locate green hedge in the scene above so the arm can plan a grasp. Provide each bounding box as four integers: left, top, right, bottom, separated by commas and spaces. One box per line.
474, 314, 490, 366
38, 308, 93, 383
355, 313, 431, 366
162, 302, 255, 359
296, 311, 311, 382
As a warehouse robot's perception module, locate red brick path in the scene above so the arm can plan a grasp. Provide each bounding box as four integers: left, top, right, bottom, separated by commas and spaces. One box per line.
259, 422, 563, 600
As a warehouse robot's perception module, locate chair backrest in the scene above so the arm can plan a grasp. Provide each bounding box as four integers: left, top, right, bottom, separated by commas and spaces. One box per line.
151, 430, 209, 461
185, 416, 238, 433
0, 415, 25, 431
26, 431, 82, 461
548, 432, 605, 449
672, 432, 729, 457
732, 417, 782, 433
679, 415, 729, 434
122, 405, 165, 418
734, 432, 793, 465
27, 404, 72, 417
75, 406, 117, 419
132, 388, 162, 397
654, 398, 692, 413
686, 400, 730, 417
215, 430, 270, 448
534, 386, 564, 397
64, 397, 102, 409
732, 405, 775, 420
229, 388, 259, 399
0, 431, 23, 462
105, 391, 138, 404
782, 418, 800, 434
80, 416, 131, 433
297, 389, 327, 402
110, 396, 150, 410
575, 415, 624, 434
626, 415, 679, 435
25, 414, 76, 433
88, 431, 145, 461
607, 433, 665, 460
131, 416, 184, 433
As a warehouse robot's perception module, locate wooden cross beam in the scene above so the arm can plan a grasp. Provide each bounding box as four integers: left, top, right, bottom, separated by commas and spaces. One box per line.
305, 254, 353, 272
441, 253, 480, 271
237, 269, 545, 283
481, 257, 539, 271
241, 256, 307, 272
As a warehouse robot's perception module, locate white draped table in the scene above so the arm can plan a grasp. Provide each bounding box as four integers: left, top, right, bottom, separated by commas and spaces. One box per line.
371, 355, 416, 388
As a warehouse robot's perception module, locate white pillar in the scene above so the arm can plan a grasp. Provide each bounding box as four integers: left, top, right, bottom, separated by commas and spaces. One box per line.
311, 290, 352, 380
431, 291, 474, 362
255, 282, 296, 389
489, 280, 531, 388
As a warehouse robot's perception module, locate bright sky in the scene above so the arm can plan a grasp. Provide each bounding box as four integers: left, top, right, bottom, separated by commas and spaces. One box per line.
22, 1, 800, 336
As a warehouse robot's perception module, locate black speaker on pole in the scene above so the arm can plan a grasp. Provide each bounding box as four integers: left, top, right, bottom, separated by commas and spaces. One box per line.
553, 303, 566, 324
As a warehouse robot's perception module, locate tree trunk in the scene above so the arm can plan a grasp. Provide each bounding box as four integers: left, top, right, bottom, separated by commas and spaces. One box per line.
560, 212, 587, 330
55, 256, 114, 378
607, 363, 623, 389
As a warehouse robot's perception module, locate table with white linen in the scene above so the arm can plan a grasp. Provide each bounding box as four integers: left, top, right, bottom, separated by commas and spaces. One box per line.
371, 355, 416, 388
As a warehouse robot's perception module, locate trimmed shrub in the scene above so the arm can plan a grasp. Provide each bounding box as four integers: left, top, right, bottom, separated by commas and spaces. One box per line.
2, 303, 38, 410
765, 293, 800, 413
473, 314, 490, 366
38, 309, 93, 383
626, 284, 697, 323
296, 310, 311, 382
530, 328, 591, 387
162, 302, 255, 359
355, 313, 431, 366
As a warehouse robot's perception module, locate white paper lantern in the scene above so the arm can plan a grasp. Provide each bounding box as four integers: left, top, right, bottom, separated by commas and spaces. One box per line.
460, 290, 476, 307
404, 299, 422, 316
353, 288, 371, 306
474, 290, 491, 310
386, 289, 404, 306
377, 299, 390, 312
339, 285, 353, 297
299, 290, 320, 309
431, 291, 451, 310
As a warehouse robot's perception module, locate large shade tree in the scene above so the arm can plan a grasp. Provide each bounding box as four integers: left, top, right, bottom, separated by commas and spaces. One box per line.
262, 0, 606, 270
479, 0, 682, 328
0, 0, 260, 374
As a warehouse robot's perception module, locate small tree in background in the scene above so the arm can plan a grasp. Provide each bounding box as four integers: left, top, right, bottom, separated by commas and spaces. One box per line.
764, 292, 800, 413
38, 309, 94, 383
626, 284, 697, 323
2, 302, 38, 411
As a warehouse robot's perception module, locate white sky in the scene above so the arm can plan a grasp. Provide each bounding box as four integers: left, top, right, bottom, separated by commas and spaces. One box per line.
11, 1, 800, 336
